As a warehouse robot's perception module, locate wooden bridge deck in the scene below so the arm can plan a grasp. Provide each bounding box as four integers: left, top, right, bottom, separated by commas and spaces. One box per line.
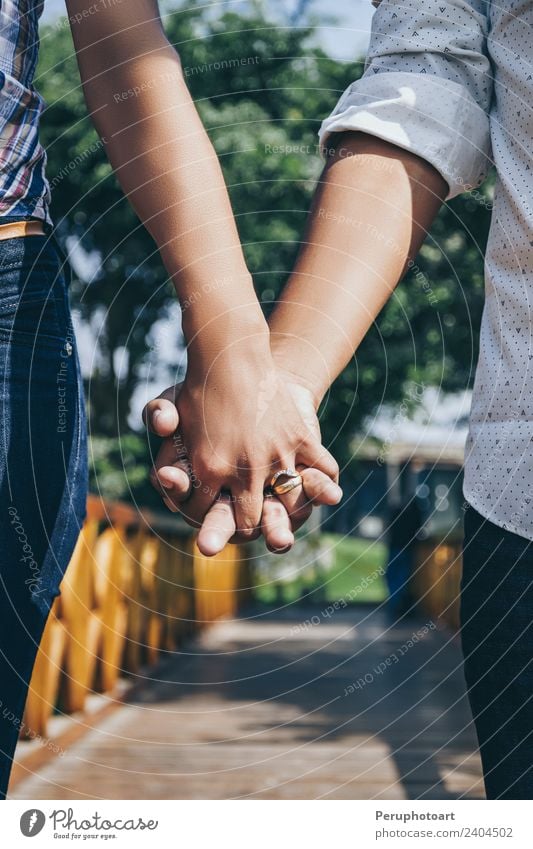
9, 605, 484, 800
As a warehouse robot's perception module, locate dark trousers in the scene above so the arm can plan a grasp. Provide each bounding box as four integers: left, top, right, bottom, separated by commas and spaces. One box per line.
0, 231, 87, 797
461, 504, 533, 799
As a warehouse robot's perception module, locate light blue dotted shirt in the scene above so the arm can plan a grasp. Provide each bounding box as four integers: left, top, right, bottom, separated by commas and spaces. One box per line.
319, 0, 533, 540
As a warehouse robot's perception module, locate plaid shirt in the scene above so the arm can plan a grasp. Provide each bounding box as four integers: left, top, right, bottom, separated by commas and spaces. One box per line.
0, 1, 51, 224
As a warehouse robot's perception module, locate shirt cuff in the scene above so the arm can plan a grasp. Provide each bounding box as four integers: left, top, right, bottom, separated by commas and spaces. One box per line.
318, 71, 492, 200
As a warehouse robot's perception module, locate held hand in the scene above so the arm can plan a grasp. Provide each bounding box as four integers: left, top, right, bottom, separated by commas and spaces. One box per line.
143, 372, 342, 555
166, 352, 338, 535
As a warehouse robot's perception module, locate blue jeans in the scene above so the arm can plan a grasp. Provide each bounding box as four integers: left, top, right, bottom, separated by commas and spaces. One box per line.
461, 505, 533, 799
0, 230, 88, 798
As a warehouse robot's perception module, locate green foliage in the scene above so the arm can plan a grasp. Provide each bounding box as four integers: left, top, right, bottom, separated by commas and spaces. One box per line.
89, 433, 168, 507
254, 533, 387, 605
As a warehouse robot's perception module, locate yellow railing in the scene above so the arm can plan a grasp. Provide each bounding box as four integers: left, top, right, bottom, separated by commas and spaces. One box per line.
22, 496, 248, 739
412, 540, 463, 631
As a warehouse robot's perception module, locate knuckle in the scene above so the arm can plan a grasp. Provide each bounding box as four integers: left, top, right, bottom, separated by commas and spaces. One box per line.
233, 464, 254, 488
308, 445, 339, 479
238, 526, 262, 541
236, 499, 262, 536
299, 430, 316, 449
237, 510, 260, 533
197, 457, 229, 484
267, 500, 286, 520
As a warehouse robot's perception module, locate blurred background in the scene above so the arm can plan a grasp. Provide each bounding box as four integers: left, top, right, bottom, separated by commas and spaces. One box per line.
9, 0, 492, 800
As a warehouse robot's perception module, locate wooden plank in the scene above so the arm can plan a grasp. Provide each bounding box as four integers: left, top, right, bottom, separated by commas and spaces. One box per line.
10, 606, 485, 801
22, 611, 67, 738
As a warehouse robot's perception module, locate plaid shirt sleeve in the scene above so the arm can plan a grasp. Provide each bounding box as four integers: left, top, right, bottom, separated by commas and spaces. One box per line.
0, 1, 51, 223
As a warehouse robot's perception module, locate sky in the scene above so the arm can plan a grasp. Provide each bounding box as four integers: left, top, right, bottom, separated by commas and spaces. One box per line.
306, 0, 373, 59
42, 0, 374, 60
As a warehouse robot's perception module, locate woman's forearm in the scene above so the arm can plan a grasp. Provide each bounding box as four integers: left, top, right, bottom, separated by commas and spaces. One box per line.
268, 133, 448, 408
67, 0, 268, 372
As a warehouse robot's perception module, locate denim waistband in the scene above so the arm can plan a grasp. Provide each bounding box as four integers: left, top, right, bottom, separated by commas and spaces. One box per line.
0, 218, 71, 285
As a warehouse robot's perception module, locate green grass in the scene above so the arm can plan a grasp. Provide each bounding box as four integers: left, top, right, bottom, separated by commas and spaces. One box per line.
254, 534, 387, 605
320, 534, 387, 602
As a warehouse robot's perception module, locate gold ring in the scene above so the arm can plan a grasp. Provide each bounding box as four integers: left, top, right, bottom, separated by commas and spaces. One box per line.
274, 477, 303, 495
270, 468, 303, 496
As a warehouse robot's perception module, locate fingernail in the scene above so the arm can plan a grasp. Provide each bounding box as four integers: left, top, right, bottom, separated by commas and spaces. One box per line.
269, 541, 293, 554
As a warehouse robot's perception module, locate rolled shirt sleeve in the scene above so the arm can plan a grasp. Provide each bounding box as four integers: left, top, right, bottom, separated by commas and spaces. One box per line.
319, 0, 493, 199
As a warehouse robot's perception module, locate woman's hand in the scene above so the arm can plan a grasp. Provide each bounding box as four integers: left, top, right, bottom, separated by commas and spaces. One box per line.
143, 368, 342, 554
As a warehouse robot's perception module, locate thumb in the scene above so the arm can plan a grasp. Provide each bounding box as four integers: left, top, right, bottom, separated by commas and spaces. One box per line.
142, 383, 183, 436
143, 397, 180, 437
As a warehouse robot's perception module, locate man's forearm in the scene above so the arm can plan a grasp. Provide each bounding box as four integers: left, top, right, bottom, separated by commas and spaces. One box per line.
268, 133, 448, 407
68, 0, 268, 373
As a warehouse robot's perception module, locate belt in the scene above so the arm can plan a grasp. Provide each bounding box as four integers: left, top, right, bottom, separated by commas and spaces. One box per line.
0, 220, 46, 240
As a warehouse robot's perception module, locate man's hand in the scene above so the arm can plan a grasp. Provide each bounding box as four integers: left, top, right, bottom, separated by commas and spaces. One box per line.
143, 371, 342, 555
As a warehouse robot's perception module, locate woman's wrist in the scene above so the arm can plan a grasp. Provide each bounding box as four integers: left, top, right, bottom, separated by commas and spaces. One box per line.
185, 309, 272, 385
180, 266, 270, 375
